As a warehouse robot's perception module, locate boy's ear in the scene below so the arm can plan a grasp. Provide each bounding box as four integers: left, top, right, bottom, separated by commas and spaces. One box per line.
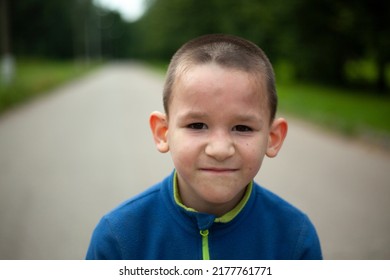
149, 111, 169, 153
266, 118, 288, 158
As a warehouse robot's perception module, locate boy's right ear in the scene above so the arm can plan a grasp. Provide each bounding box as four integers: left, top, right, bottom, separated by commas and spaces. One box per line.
149, 111, 169, 153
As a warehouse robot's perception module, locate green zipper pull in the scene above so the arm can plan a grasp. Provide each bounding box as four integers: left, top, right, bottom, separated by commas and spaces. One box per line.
200, 229, 210, 260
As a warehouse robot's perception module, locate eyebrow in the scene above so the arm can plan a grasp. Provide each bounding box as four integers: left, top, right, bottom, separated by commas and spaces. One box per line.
178, 111, 264, 125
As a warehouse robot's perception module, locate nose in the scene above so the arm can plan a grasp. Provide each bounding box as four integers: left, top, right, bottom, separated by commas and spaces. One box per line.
205, 130, 235, 161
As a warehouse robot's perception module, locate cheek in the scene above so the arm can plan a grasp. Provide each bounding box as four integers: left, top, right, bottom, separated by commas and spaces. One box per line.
244, 151, 264, 177
241, 136, 266, 153
241, 138, 267, 168
169, 134, 199, 165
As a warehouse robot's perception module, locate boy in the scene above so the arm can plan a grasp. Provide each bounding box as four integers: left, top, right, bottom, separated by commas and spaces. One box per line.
86, 34, 322, 260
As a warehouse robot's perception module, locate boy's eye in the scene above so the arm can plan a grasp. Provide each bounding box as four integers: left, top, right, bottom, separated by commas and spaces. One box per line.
233, 125, 253, 132
187, 123, 208, 130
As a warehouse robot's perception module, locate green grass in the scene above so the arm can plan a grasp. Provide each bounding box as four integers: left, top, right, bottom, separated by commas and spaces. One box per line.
0, 58, 100, 115
277, 83, 390, 140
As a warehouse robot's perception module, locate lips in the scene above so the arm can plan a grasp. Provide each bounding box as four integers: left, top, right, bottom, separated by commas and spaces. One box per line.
200, 168, 238, 173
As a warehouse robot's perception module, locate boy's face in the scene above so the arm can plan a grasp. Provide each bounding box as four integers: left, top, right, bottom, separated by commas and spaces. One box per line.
150, 64, 287, 216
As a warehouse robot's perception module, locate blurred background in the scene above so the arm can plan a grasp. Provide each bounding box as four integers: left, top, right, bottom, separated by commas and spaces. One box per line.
1, 0, 389, 138
0, 0, 389, 260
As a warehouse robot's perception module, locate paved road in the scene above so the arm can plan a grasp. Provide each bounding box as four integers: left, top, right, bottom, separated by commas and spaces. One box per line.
0, 63, 389, 259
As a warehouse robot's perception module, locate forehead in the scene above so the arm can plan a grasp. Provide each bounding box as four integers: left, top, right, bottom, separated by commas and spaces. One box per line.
170, 64, 270, 118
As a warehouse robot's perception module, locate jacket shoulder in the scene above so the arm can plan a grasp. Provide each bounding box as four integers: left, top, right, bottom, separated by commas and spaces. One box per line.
251, 182, 322, 259
85, 180, 168, 259
253, 182, 305, 217
106, 183, 162, 218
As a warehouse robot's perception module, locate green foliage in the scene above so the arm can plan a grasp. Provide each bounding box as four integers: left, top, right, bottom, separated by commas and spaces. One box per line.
134, 0, 286, 60
132, 0, 390, 92
6, 0, 132, 59
0, 58, 100, 114
4, 0, 389, 91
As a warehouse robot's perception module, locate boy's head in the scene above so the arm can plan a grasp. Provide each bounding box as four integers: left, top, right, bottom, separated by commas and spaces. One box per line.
163, 34, 277, 122
150, 34, 287, 216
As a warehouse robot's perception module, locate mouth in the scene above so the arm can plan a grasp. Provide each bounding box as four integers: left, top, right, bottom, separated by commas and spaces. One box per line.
200, 168, 239, 173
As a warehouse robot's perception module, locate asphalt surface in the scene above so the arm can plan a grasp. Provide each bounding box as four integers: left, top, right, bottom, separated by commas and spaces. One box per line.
0, 62, 389, 259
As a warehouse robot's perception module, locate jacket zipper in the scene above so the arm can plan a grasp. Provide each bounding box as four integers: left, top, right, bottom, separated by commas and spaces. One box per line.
200, 229, 210, 260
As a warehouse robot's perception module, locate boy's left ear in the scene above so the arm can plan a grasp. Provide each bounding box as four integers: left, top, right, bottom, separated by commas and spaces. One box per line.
266, 118, 288, 158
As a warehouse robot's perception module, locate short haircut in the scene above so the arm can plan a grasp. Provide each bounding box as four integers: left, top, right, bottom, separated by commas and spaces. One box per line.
163, 34, 278, 121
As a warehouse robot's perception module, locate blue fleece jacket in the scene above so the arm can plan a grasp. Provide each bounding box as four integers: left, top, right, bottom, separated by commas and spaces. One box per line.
86, 171, 322, 259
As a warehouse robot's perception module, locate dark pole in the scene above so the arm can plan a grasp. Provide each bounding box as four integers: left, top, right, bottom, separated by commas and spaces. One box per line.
0, 0, 15, 85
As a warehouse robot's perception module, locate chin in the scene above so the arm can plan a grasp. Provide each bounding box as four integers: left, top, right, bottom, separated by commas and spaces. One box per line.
202, 191, 242, 206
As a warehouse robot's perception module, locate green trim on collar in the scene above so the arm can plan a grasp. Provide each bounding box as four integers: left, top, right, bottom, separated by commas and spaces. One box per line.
214, 181, 252, 223
173, 171, 253, 222
173, 171, 197, 213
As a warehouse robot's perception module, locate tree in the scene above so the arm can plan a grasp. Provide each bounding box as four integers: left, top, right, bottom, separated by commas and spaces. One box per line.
133, 0, 389, 92
7, 0, 133, 60
286, 0, 389, 91
359, 0, 390, 92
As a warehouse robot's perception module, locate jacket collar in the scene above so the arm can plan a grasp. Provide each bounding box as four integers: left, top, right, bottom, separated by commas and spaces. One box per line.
172, 170, 253, 229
